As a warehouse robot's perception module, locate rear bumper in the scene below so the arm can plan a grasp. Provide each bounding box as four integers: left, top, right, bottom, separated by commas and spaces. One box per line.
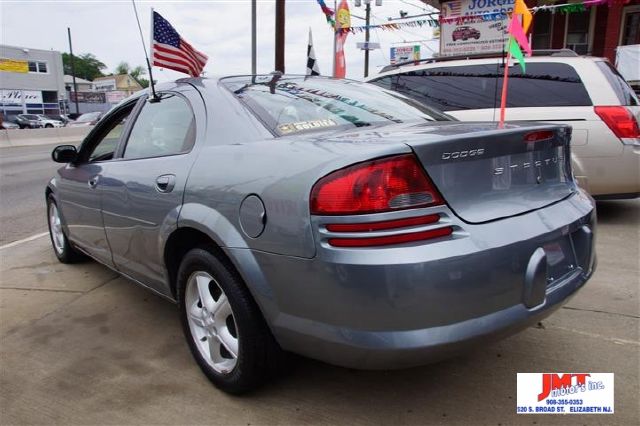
272, 265, 593, 369
575, 145, 640, 196
233, 191, 596, 369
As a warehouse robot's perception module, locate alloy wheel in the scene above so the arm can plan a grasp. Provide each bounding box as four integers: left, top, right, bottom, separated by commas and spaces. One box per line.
49, 203, 65, 255
185, 271, 239, 374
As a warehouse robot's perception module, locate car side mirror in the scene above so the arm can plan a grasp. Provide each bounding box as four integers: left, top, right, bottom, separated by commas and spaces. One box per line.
52, 145, 78, 163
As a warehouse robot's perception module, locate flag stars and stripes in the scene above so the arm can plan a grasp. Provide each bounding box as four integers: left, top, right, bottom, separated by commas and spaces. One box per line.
152, 11, 208, 77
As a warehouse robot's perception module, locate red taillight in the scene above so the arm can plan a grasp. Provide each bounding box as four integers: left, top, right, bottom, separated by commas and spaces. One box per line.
326, 214, 440, 232
524, 130, 554, 142
310, 154, 443, 215
328, 226, 453, 247
594, 106, 640, 138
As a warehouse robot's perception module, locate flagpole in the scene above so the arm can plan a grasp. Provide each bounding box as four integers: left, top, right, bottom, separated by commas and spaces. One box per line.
498, 51, 511, 128
131, 0, 158, 101
332, 0, 337, 77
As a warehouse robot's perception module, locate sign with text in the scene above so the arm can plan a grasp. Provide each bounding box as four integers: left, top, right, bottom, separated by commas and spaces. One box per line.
390, 45, 420, 64
0, 58, 29, 73
1, 89, 43, 105
517, 373, 614, 414
440, 0, 513, 56
70, 91, 106, 104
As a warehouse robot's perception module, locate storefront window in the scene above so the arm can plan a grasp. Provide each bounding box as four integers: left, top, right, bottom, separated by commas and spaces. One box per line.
621, 8, 640, 45
566, 11, 591, 54
532, 10, 552, 49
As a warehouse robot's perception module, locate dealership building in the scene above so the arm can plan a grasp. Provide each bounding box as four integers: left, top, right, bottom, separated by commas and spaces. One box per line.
0, 44, 66, 118
427, 0, 639, 62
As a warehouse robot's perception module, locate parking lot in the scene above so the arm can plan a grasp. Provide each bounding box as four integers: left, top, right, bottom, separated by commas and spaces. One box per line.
0, 141, 637, 426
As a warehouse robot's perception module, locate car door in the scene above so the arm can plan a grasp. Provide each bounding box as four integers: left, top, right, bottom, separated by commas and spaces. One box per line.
100, 87, 204, 295
55, 99, 140, 266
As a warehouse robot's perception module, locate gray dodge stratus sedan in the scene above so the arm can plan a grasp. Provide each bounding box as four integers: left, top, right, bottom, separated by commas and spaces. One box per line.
46, 75, 596, 393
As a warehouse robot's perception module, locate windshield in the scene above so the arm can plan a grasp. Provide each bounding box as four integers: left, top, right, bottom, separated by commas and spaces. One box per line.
222, 75, 451, 136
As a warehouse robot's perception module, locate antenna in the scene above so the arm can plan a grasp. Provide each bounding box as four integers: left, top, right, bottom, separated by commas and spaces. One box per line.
131, 0, 159, 102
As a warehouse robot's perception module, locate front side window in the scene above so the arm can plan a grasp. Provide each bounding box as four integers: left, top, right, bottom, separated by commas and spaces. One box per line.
223, 76, 451, 136
123, 94, 195, 159
82, 103, 136, 162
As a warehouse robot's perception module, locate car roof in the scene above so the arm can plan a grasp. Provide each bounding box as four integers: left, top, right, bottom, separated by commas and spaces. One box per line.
372, 50, 608, 77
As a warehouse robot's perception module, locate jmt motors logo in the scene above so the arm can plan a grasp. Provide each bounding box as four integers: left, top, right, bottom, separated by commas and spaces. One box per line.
538, 373, 591, 401
517, 373, 614, 414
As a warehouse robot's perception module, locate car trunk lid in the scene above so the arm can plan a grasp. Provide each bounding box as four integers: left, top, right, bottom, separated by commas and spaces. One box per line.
401, 122, 576, 223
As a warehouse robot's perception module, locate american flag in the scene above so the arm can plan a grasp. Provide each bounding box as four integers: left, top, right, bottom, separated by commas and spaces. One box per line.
152, 11, 208, 77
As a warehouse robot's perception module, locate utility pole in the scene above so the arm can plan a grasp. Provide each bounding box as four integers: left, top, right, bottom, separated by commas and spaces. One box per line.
364, 2, 371, 78
355, 0, 382, 78
275, 0, 285, 73
67, 27, 79, 115
251, 0, 256, 75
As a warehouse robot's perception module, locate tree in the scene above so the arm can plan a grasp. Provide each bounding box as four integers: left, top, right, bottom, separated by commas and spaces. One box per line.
114, 62, 149, 88
62, 53, 106, 81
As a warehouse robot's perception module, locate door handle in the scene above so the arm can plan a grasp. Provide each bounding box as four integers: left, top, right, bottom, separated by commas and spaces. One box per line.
88, 176, 99, 189
155, 174, 176, 193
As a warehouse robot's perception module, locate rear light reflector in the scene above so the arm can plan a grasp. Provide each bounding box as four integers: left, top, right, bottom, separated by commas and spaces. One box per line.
524, 130, 554, 142
594, 106, 640, 138
310, 154, 443, 215
328, 226, 453, 247
326, 214, 440, 233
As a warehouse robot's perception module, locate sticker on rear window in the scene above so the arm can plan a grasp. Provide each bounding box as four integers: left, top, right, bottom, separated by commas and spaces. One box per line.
278, 119, 337, 134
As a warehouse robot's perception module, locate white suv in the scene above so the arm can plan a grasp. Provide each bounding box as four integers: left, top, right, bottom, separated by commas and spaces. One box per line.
367, 50, 640, 199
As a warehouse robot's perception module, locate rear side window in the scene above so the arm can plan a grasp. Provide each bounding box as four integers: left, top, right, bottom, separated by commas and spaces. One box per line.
370, 62, 593, 111
123, 94, 195, 159
595, 61, 639, 106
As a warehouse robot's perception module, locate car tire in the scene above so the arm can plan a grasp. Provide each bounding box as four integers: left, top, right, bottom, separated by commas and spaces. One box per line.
45, 124, 53, 128
47, 196, 86, 263
177, 247, 285, 394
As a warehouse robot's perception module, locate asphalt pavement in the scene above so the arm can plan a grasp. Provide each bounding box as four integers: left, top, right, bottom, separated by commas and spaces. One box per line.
0, 143, 62, 245
0, 143, 638, 425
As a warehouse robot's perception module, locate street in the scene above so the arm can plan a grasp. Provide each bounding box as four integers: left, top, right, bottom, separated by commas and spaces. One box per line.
0, 143, 61, 245
0, 143, 638, 425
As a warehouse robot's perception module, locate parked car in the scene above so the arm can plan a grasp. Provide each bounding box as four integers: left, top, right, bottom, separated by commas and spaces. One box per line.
14, 114, 44, 129
46, 114, 72, 125
452, 26, 481, 41
368, 50, 640, 199
0, 114, 19, 129
47, 76, 596, 394
1, 121, 19, 130
66, 111, 103, 127
36, 114, 64, 128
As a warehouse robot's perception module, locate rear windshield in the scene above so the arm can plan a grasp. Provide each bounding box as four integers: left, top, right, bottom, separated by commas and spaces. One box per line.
222, 75, 451, 136
595, 61, 639, 106
370, 62, 593, 111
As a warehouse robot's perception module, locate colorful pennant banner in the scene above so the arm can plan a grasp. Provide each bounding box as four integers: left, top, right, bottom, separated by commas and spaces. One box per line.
340, 19, 439, 34
316, 0, 335, 27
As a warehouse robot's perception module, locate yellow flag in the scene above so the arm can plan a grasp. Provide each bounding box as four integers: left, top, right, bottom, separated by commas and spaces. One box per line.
514, 0, 532, 33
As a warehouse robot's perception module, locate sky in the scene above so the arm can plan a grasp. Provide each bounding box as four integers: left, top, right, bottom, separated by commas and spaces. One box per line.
0, 0, 439, 82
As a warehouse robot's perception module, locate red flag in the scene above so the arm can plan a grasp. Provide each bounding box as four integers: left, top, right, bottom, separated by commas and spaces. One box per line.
334, 0, 350, 78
